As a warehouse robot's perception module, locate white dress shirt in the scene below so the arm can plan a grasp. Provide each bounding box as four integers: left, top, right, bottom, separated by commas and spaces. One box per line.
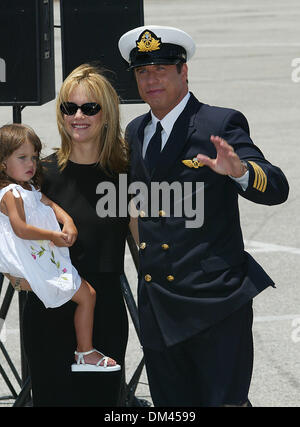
143, 92, 249, 190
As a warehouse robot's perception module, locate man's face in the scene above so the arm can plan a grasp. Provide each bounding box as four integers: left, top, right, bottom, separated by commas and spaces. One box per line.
134, 63, 188, 119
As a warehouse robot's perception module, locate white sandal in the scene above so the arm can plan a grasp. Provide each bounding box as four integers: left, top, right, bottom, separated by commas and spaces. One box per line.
71, 349, 121, 372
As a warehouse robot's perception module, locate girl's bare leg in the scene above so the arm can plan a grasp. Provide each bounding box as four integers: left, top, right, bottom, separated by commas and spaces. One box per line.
71, 279, 117, 366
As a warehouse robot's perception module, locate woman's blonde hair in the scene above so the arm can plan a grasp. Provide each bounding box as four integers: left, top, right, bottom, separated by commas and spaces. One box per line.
56, 63, 128, 174
0, 123, 43, 190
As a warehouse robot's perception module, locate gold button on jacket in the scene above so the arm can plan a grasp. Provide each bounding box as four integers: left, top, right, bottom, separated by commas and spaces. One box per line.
167, 275, 175, 282
145, 274, 152, 282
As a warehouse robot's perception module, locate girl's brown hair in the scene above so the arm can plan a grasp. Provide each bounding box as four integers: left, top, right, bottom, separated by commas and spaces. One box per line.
0, 123, 43, 189
56, 63, 128, 174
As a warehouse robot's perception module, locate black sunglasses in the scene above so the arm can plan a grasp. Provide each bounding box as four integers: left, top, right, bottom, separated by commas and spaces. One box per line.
60, 102, 101, 116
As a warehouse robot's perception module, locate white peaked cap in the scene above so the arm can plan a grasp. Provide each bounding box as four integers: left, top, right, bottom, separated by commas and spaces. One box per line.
118, 25, 196, 69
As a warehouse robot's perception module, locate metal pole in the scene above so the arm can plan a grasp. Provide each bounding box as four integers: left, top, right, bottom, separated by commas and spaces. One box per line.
12, 106, 23, 124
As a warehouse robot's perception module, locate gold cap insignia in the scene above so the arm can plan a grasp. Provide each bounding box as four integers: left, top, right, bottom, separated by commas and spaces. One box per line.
182, 158, 204, 169
136, 30, 161, 53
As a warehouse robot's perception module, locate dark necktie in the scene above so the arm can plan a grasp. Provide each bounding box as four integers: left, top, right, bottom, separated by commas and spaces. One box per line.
145, 121, 163, 173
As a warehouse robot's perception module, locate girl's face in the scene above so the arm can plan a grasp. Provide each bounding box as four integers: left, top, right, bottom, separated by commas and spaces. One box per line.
4, 140, 38, 184
63, 84, 103, 145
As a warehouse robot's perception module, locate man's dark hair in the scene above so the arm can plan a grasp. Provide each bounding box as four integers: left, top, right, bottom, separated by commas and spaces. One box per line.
176, 61, 188, 83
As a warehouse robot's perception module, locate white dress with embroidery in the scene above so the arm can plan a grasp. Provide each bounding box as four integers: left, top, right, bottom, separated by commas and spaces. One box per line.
0, 184, 81, 308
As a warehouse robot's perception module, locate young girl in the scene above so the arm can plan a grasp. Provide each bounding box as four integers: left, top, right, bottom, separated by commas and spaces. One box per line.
0, 123, 120, 373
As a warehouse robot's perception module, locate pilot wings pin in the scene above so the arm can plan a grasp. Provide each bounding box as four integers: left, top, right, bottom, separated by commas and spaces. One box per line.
182, 158, 205, 169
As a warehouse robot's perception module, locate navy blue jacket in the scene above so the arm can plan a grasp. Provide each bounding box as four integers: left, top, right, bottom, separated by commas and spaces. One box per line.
126, 92, 289, 350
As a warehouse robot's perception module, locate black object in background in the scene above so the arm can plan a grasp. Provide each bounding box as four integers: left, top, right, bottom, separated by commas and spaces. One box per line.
0, 0, 55, 106
60, 0, 144, 104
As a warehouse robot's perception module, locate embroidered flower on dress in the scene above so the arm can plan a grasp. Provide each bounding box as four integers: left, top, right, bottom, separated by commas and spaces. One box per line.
30, 243, 68, 283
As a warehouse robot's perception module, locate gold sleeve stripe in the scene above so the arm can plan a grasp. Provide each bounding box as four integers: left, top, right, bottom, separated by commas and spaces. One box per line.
248, 161, 267, 192
249, 161, 260, 188
256, 164, 265, 192
252, 162, 259, 188
259, 168, 267, 192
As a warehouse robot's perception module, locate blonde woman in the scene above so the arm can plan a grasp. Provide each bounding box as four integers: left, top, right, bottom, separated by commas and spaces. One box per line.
22, 64, 130, 407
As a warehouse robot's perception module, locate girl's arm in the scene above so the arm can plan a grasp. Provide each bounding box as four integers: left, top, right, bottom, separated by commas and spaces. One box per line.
41, 193, 78, 245
2, 190, 68, 247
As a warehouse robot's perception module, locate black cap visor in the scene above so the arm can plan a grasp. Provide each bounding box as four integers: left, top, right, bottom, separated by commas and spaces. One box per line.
128, 43, 187, 70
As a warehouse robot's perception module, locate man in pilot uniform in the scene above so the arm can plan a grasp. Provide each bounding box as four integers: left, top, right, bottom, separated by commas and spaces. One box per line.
118, 26, 289, 406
